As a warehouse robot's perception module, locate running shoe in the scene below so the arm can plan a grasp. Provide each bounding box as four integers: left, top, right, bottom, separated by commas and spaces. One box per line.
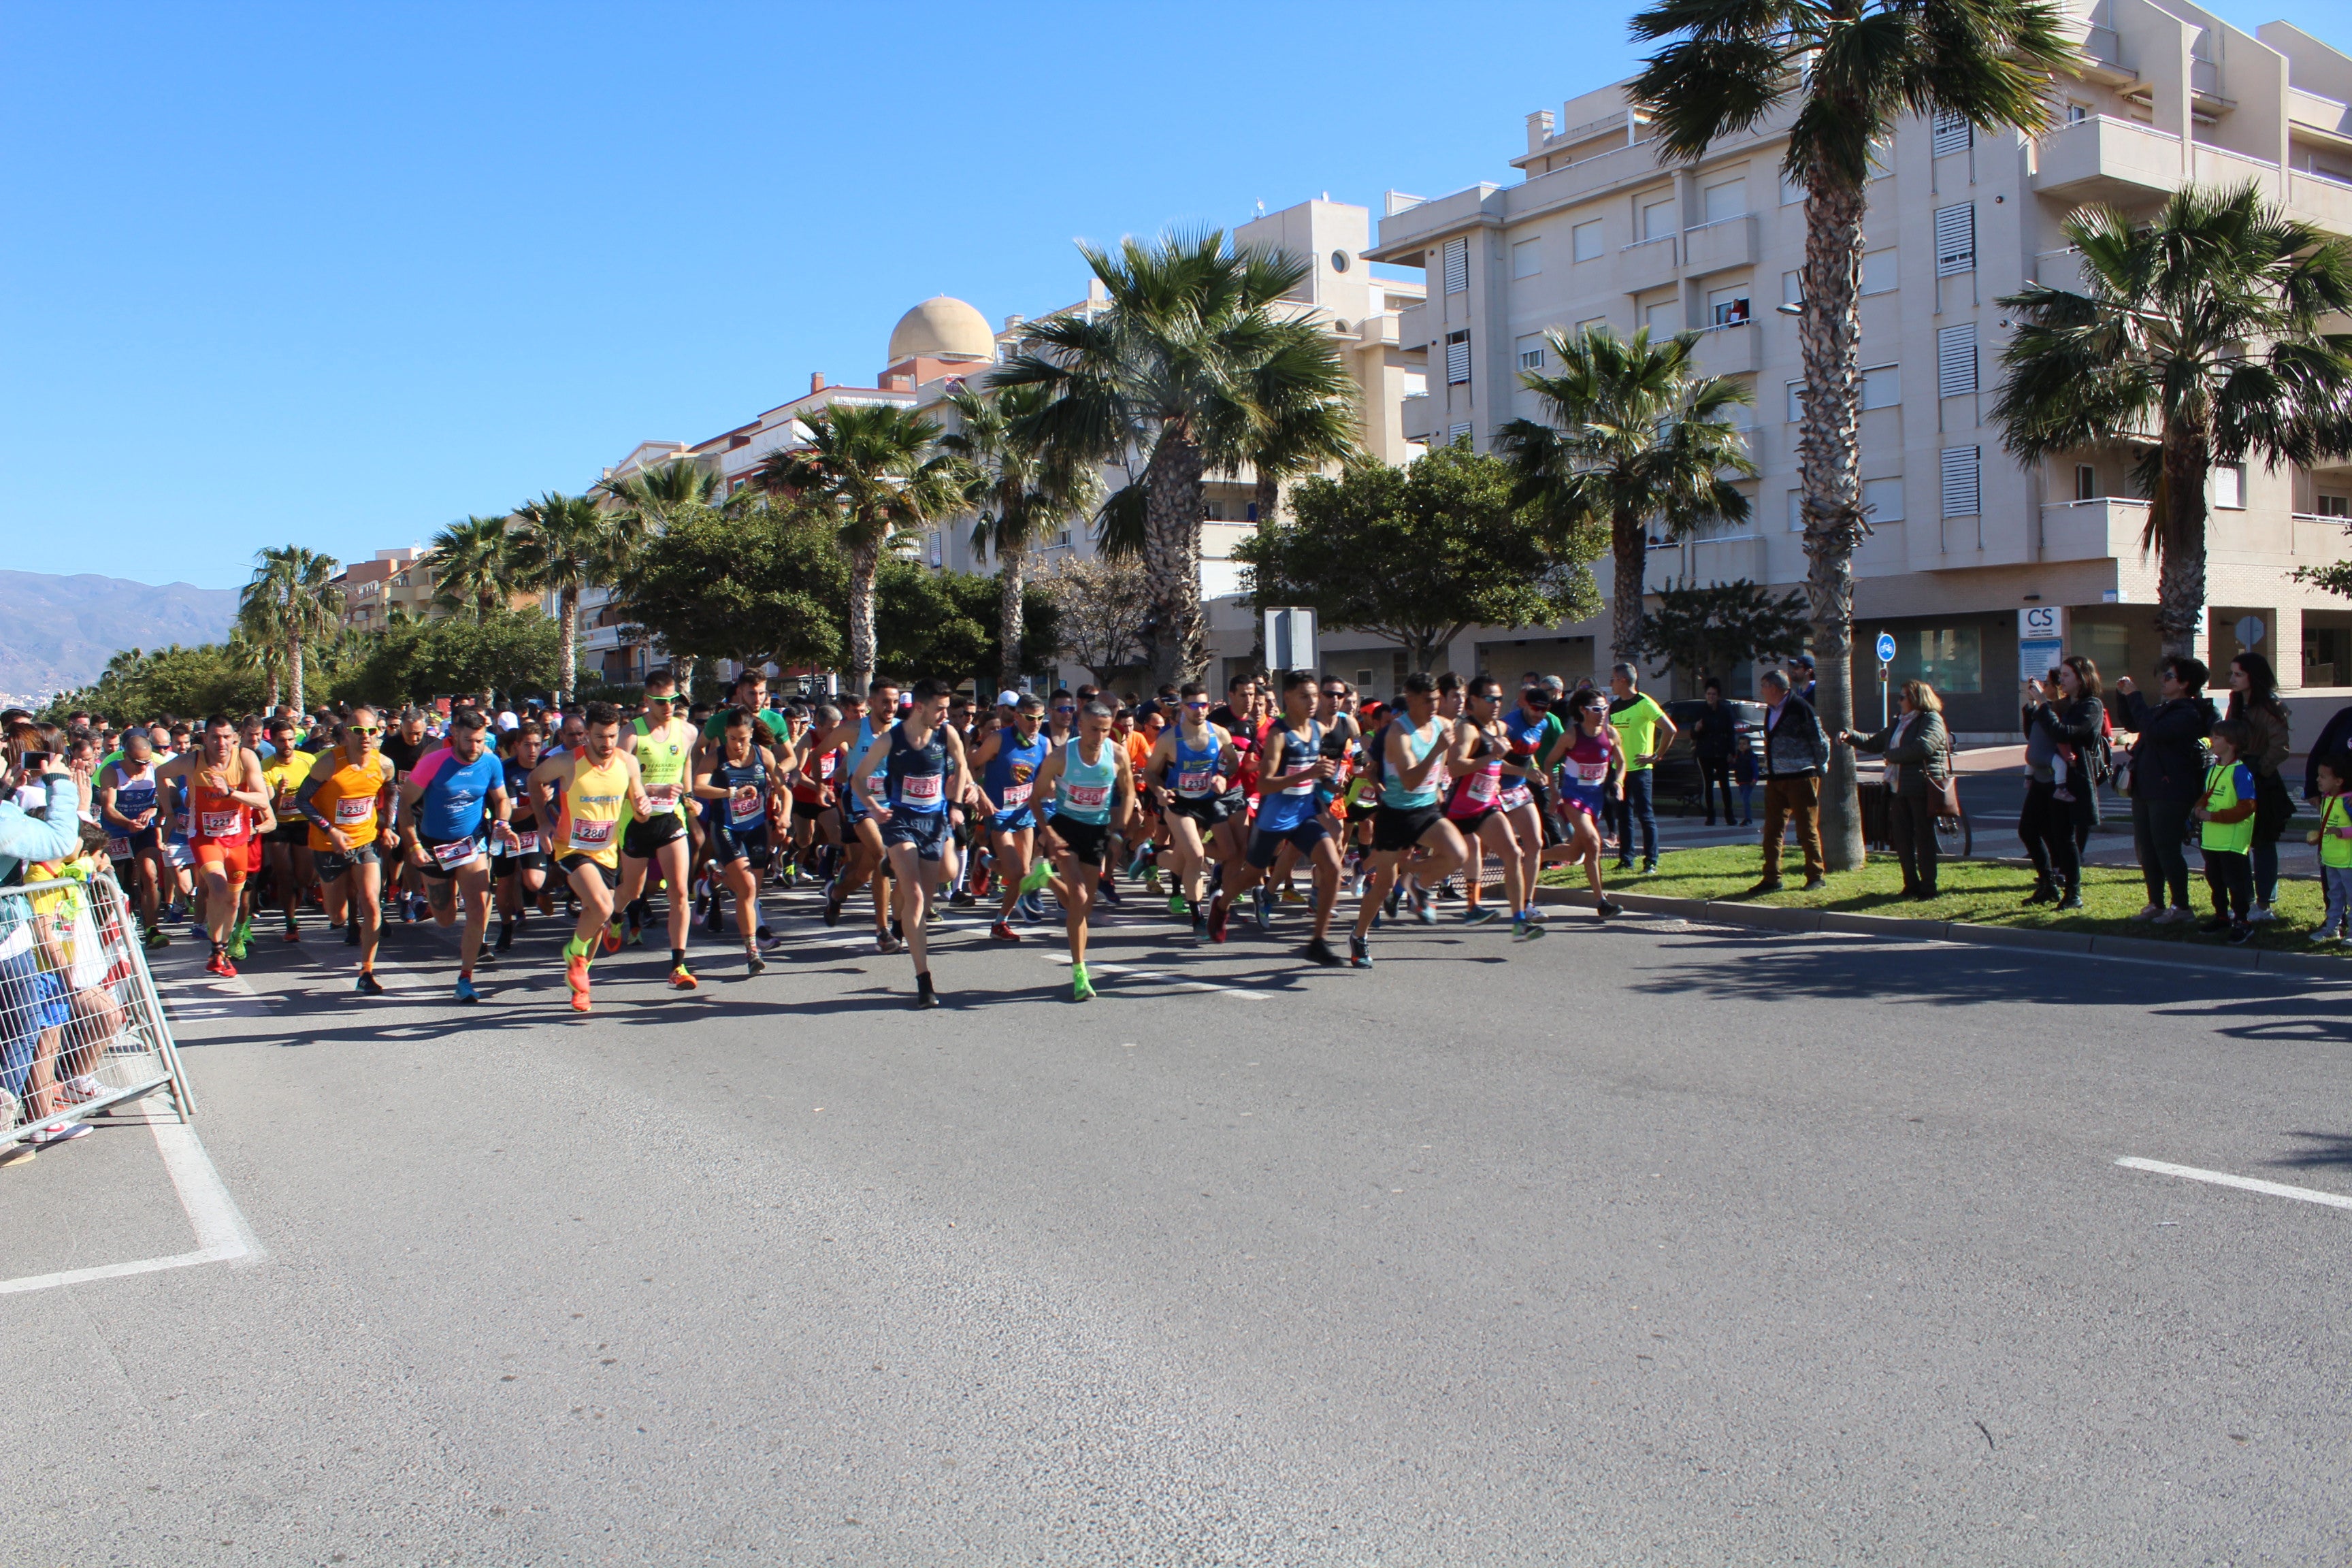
58, 1075, 102, 1105
495, 924, 514, 953
1463, 906, 1500, 926
566, 953, 591, 1011
228, 920, 252, 960
914, 974, 941, 1009
949, 888, 977, 909
1018, 860, 1054, 896
990, 919, 1022, 942
1189, 900, 1205, 933
1251, 887, 1271, 933
344, 920, 359, 947
2228, 922, 2255, 945
755, 924, 772, 943
282, 919, 301, 945
1096, 879, 1122, 909
2248, 904, 2276, 924
1208, 897, 1230, 944
669, 966, 697, 990
1126, 844, 1156, 878
1348, 934, 1372, 969
1595, 897, 1623, 919
1303, 937, 1344, 967
1167, 892, 1188, 919
1143, 868, 1162, 894
600, 921, 624, 956
1278, 884, 1306, 906
32, 1120, 92, 1147
822, 888, 844, 926
745, 951, 767, 976
355, 970, 385, 996
1018, 891, 1047, 923
1414, 889, 1437, 927
204, 950, 233, 978
700, 901, 725, 937
455, 976, 479, 1004
1071, 963, 1095, 1002
1512, 914, 1547, 940
877, 930, 904, 956
142, 926, 167, 950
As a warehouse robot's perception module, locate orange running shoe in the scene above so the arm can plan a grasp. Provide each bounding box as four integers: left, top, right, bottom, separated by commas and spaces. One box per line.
566, 953, 591, 1013
598, 921, 623, 956
668, 966, 696, 990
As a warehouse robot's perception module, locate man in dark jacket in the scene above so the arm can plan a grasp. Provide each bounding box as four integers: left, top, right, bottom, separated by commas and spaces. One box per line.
2115, 655, 2212, 922
2308, 702, 2352, 804
1753, 668, 1829, 892
1690, 677, 1740, 826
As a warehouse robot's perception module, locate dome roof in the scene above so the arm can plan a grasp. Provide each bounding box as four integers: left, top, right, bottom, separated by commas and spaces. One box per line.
887, 295, 994, 363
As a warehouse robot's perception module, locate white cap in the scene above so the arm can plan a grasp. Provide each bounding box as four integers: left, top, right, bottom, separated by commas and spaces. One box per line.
996, 689, 1022, 708
496, 710, 520, 731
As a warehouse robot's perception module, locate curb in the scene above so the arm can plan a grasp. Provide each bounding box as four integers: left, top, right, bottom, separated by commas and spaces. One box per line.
1533, 885, 2349, 983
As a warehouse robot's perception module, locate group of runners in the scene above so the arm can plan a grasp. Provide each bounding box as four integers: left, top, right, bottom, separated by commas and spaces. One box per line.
27, 659, 1676, 1010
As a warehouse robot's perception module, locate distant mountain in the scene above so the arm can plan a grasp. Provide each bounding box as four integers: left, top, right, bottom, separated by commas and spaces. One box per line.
0, 569, 240, 702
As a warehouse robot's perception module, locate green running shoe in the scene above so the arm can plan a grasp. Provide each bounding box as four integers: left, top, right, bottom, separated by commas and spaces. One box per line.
1071, 963, 1095, 1002
1019, 858, 1054, 895
227, 919, 252, 961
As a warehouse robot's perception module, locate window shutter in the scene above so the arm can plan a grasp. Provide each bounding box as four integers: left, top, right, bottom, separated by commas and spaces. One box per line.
1940, 446, 1982, 517
1446, 330, 1471, 385
1931, 110, 1972, 157
1934, 203, 1975, 277
1443, 237, 1469, 295
1936, 323, 1978, 397
1448, 423, 1473, 443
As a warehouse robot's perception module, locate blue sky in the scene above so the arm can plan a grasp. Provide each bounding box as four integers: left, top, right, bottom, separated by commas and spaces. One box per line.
3, 1, 2340, 590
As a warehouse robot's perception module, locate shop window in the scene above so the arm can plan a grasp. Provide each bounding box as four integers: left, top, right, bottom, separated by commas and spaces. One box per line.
1890, 625, 1982, 693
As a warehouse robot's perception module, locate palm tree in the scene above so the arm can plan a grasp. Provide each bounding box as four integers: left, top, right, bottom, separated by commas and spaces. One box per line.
1630, 0, 2078, 869
596, 459, 727, 693
1499, 326, 1757, 666
756, 403, 960, 693
224, 626, 285, 710
430, 514, 520, 619
512, 491, 624, 705
941, 381, 1102, 686
1241, 316, 1362, 529
238, 544, 342, 713
995, 231, 1346, 686
1994, 183, 2352, 657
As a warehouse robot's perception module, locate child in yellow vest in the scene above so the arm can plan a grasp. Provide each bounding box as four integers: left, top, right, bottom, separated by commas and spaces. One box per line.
2193, 719, 2260, 943
2308, 754, 2352, 944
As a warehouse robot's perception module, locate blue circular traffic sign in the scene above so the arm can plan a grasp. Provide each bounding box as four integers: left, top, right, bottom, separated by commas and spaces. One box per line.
1875, 632, 1897, 664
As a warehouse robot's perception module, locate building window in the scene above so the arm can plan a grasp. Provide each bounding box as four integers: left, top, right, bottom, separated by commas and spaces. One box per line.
1780, 169, 1806, 206
1931, 110, 1974, 157
1936, 323, 1978, 396
1708, 286, 1750, 326
1516, 333, 1547, 371
1644, 299, 1680, 334
1572, 219, 1605, 262
2075, 463, 2098, 500
1446, 330, 1471, 385
1443, 237, 1469, 294
1782, 270, 1803, 305
2213, 462, 2246, 510
1862, 248, 1897, 295
1701, 176, 1747, 223
1786, 381, 1806, 423
2319, 493, 2351, 517
1864, 476, 1906, 523
1641, 195, 1678, 241
1402, 370, 1427, 397
1512, 238, 1543, 278
1934, 203, 1975, 277
1869, 137, 1894, 181
1862, 364, 1899, 409
2065, 101, 2090, 124
1891, 625, 1983, 692
1448, 423, 1473, 444
1940, 445, 1982, 517
1574, 316, 1607, 338
1330, 249, 1351, 272
1788, 489, 1806, 532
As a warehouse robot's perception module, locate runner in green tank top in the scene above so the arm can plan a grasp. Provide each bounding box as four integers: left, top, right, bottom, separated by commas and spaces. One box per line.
615, 683, 700, 987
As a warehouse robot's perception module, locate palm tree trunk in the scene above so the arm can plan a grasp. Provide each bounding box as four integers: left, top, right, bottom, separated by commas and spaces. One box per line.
2155, 433, 2210, 660
558, 587, 579, 706
674, 655, 697, 700
847, 540, 880, 695
998, 545, 1027, 689
1254, 471, 1281, 529
1144, 434, 1207, 687
1796, 178, 1871, 874
289, 634, 305, 713
1610, 510, 1648, 666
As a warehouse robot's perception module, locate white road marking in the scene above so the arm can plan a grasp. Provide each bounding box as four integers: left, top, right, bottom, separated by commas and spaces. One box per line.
2116, 1156, 2352, 1213
1042, 953, 1269, 1000
0, 1120, 261, 1296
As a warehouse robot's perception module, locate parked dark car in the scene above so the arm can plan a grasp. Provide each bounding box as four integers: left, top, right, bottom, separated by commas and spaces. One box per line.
1651, 698, 1766, 815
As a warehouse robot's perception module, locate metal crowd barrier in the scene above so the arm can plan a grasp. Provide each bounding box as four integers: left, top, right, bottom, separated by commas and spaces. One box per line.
0, 870, 195, 1146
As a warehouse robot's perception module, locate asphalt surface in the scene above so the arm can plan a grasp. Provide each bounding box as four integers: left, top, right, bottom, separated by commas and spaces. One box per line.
5, 873, 2351, 1566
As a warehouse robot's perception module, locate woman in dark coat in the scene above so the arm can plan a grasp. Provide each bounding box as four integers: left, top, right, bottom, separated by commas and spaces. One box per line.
2020, 655, 2106, 909
1841, 679, 1953, 899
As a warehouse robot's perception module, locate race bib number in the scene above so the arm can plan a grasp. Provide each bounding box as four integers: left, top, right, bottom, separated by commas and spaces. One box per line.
1177, 769, 1210, 793
1467, 772, 1499, 804
431, 836, 478, 870
1575, 758, 1610, 785
728, 786, 764, 826
1000, 782, 1032, 808
200, 809, 241, 838
568, 818, 615, 851
107, 836, 130, 860
898, 772, 943, 806
818, 753, 837, 781
335, 796, 373, 825
1066, 783, 1109, 809
644, 784, 679, 813
512, 829, 538, 854
1499, 784, 1533, 811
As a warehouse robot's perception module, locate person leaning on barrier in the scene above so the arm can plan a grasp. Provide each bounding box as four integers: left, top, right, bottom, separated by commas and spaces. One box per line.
0, 728, 88, 1140
1840, 679, 1952, 901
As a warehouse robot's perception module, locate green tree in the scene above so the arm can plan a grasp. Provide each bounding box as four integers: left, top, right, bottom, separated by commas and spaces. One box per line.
512, 490, 632, 706
756, 403, 961, 694
1043, 554, 1154, 687
616, 499, 847, 677
1994, 183, 2352, 657
1631, 578, 1812, 689
335, 609, 565, 707
1237, 442, 1602, 675
941, 381, 1101, 684
1498, 325, 1755, 664
595, 459, 728, 691
238, 544, 343, 713
1631, 0, 2078, 870
996, 231, 1351, 685
60, 643, 265, 721
859, 556, 1062, 691
429, 514, 522, 619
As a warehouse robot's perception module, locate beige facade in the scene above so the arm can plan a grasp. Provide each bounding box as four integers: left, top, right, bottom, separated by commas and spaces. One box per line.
1367, 0, 2352, 732
336, 547, 434, 633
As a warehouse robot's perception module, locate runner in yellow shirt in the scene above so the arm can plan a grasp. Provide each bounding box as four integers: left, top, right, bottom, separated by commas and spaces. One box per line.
527, 701, 652, 1014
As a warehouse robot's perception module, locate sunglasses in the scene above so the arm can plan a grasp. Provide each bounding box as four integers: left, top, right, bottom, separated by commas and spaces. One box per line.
1183, 700, 1210, 710
1054, 704, 1076, 713
350, 727, 383, 736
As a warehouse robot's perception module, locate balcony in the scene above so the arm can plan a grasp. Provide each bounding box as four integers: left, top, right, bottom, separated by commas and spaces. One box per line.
1618, 232, 1676, 295
1401, 391, 1433, 443
1680, 214, 1757, 277
1693, 318, 1761, 376
2034, 247, 2090, 293
2033, 116, 2183, 205
2040, 495, 2151, 563
2289, 167, 2352, 234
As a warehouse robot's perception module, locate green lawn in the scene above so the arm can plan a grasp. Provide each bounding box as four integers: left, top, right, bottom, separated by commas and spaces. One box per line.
1539, 843, 2342, 951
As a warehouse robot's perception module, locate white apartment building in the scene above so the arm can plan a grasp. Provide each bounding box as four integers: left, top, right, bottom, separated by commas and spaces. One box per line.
1367, 0, 2352, 732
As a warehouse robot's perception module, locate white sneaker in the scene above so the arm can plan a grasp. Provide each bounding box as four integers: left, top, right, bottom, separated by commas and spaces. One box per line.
58, 1075, 102, 1105
2247, 904, 2275, 924
33, 1120, 92, 1147
2157, 906, 2197, 925
2310, 930, 2343, 945
2130, 903, 2163, 922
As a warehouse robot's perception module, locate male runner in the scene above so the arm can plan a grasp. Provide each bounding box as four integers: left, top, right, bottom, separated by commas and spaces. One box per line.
1023, 700, 1135, 1001
260, 717, 316, 944
617, 687, 698, 988
97, 728, 171, 947
1141, 682, 1241, 931
1348, 672, 1471, 966
970, 693, 1049, 942
155, 716, 272, 976
692, 707, 784, 975
1496, 683, 1569, 932
399, 708, 519, 1002
1209, 672, 1346, 965
294, 708, 400, 993
821, 680, 900, 947
529, 702, 653, 1015
379, 706, 434, 923
491, 723, 550, 949
851, 678, 983, 1008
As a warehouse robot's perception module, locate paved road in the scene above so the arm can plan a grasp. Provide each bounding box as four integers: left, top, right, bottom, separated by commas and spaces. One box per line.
5, 879, 2350, 1565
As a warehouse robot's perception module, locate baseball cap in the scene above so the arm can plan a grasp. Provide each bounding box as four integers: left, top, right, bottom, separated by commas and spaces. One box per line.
996, 689, 1022, 708
1791, 653, 1816, 669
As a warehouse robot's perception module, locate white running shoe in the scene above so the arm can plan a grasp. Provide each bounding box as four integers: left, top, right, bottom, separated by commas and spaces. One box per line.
2247, 904, 2275, 924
